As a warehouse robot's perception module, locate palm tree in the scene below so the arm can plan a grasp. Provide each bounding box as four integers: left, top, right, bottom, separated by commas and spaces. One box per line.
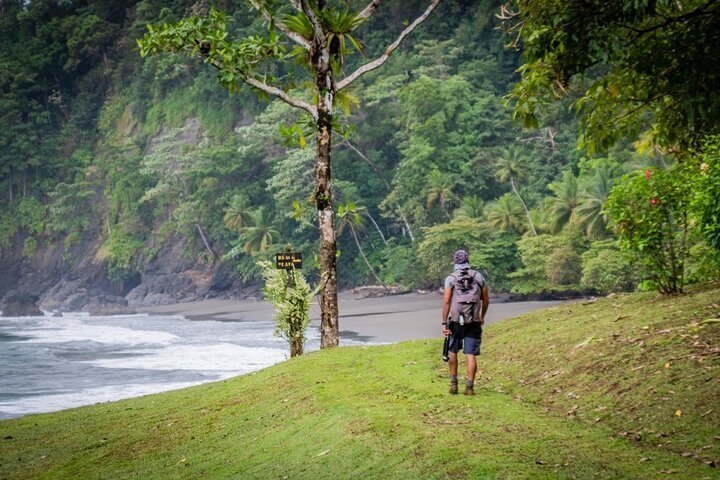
425, 169, 456, 220
485, 193, 525, 233
223, 194, 252, 231
239, 207, 280, 254
495, 146, 537, 235
453, 195, 485, 220
577, 165, 613, 237
547, 170, 580, 232
337, 202, 387, 290
528, 201, 553, 235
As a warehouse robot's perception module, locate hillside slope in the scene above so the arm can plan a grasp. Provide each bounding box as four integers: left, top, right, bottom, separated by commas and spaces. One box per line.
1, 286, 718, 479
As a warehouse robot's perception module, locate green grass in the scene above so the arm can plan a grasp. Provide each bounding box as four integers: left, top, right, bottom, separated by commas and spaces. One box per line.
1, 285, 719, 479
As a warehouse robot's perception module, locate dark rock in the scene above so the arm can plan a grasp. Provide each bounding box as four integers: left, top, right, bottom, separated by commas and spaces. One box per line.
2, 293, 42, 317
86, 295, 134, 316
86, 303, 136, 316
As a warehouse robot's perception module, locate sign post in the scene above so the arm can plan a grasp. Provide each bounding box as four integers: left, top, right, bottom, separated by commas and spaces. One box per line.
276, 246, 302, 288
275, 251, 303, 270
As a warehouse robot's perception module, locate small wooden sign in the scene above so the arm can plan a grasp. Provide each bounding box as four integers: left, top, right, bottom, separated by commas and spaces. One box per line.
276, 252, 302, 270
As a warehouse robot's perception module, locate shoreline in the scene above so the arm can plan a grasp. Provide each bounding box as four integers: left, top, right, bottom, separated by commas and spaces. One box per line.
142, 291, 566, 343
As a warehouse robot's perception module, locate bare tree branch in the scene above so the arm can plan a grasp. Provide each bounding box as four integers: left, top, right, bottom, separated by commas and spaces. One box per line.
336, 0, 442, 90
244, 77, 318, 120
248, 0, 311, 49
200, 50, 318, 119
357, 0, 382, 21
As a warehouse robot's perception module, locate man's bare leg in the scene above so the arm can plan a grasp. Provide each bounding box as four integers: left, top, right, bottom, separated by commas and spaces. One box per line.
466, 354, 477, 382
448, 351, 459, 394
465, 354, 477, 395
449, 351, 458, 377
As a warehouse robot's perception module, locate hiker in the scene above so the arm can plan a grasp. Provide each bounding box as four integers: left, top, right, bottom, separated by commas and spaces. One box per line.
441, 249, 489, 395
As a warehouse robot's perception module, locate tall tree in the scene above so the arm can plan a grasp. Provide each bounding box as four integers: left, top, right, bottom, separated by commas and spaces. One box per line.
223, 194, 253, 231
425, 168, 456, 220
240, 207, 280, 254
577, 165, 613, 238
547, 170, 580, 232
453, 195, 484, 221
494, 146, 537, 235
486, 192, 524, 233
138, 0, 442, 348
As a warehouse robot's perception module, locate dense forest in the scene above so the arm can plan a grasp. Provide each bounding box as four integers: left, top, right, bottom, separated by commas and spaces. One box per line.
1, 0, 718, 309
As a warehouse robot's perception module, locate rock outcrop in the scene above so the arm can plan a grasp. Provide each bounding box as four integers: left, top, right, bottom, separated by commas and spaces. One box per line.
86, 295, 136, 316
2, 293, 43, 317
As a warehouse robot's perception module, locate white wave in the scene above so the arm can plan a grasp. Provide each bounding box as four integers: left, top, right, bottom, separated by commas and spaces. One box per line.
0, 381, 201, 417
85, 343, 286, 374
18, 317, 178, 345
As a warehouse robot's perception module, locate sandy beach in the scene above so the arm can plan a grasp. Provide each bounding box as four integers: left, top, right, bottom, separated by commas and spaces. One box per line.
144, 292, 564, 343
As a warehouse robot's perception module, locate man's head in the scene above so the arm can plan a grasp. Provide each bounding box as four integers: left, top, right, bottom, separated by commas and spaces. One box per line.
453, 249, 469, 265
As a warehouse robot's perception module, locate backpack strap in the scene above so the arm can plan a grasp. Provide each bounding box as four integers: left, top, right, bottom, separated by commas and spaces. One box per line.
467, 269, 484, 288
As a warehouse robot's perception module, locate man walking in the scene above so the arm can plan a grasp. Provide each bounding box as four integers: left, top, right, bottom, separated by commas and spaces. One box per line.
442, 249, 489, 395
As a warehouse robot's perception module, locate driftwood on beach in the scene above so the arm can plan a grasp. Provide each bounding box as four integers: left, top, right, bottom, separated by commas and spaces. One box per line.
351, 286, 411, 299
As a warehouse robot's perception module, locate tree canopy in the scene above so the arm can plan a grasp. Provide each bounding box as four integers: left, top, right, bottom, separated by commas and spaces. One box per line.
503, 0, 720, 153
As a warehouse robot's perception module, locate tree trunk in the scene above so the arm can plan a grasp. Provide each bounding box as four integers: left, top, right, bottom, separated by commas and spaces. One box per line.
195, 223, 218, 261
313, 35, 340, 347
366, 211, 387, 245
350, 224, 387, 291
511, 176, 537, 236
290, 336, 303, 357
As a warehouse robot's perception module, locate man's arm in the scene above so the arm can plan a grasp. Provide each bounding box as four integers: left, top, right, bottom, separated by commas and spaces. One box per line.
442, 287, 452, 336
480, 285, 489, 325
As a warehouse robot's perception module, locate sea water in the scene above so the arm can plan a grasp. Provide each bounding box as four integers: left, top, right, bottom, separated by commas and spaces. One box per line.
0, 312, 348, 419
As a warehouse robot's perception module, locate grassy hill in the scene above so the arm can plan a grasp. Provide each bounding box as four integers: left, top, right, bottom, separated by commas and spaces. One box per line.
1, 285, 718, 479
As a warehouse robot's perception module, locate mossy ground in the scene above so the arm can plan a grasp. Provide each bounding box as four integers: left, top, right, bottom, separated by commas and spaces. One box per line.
1, 285, 718, 479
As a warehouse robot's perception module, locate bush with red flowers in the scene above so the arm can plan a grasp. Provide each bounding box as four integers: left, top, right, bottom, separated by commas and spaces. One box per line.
605, 164, 697, 293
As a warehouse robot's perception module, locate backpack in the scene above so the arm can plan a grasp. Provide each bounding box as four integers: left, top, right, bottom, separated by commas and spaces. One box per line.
450, 269, 482, 324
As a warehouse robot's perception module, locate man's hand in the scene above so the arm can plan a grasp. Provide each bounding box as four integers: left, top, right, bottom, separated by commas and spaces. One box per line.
479, 316, 485, 326
442, 325, 451, 337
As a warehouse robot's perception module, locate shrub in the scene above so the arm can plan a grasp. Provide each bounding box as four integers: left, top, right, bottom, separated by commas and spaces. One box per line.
470, 232, 522, 292
508, 234, 567, 294
23, 237, 38, 258
377, 242, 422, 288
417, 219, 492, 282
259, 260, 316, 357
17, 197, 47, 236
605, 165, 695, 293
685, 242, 720, 284
0, 212, 18, 252
581, 241, 639, 293
545, 246, 582, 286
103, 231, 144, 282
696, 135, 720, 252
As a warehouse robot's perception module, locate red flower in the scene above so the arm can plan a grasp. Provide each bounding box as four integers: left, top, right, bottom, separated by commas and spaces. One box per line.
645, 170, 652, 180
649, 198, 658, 205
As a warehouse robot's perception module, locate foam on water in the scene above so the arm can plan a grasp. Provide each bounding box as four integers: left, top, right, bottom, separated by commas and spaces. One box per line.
16, 316, 179, 345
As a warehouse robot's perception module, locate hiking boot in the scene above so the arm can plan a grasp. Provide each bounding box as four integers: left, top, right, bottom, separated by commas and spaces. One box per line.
449, 382, 458, 395
464, 385, 475, 396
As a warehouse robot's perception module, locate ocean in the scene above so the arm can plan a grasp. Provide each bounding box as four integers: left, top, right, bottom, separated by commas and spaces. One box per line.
0, 311, 348, 419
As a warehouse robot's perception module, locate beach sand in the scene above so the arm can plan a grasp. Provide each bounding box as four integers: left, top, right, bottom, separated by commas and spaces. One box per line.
144, 292, 563, 343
